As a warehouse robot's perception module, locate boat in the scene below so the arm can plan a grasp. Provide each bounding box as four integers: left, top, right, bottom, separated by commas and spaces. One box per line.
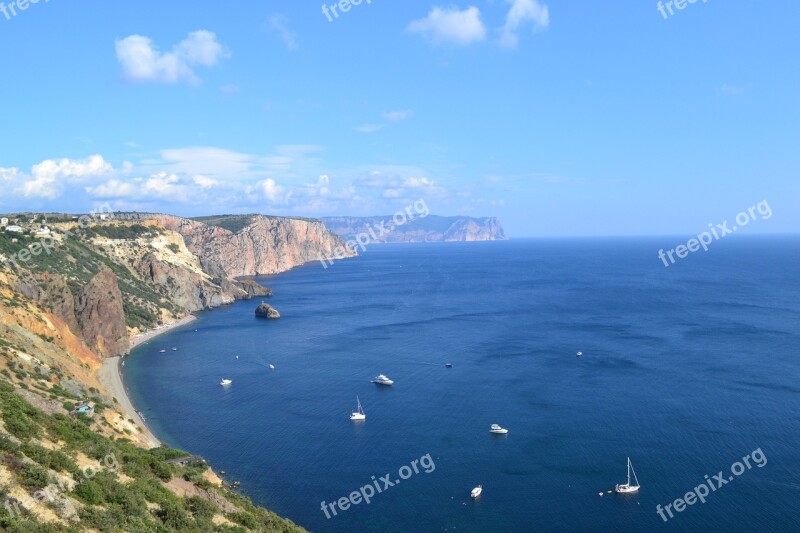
159, 349, 166, 353
470, 485, 483, 498
615, 457, 640, 494
220, 379, 232, 386
350, 396, 365, 421
371, 374, 394, 386
445, 363, 453, 368
172, 347, 177, 351
576, 351, 583, 357
490, 424, 508, 434
269, 364, 275, 370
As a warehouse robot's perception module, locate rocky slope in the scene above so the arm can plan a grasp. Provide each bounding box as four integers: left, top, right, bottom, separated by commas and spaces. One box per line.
322, 215, 507, 243
0, 211, 347, 531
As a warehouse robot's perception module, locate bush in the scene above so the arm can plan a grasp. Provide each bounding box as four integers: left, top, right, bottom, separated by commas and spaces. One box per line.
19, 463, 51, 491
227, 511, 259, 530
185, 495, 217, 519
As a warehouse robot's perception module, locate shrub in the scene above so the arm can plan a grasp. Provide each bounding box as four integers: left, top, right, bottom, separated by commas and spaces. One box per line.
19, 463, 51, 491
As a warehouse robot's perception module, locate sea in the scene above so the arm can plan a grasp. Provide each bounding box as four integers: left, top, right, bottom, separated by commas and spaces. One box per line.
124, 237, 800, 532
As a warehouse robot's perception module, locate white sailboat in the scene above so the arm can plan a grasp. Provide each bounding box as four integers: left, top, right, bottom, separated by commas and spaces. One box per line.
470, 485, 483, 498
350, 396, 366, 421
615, 457, 640, 494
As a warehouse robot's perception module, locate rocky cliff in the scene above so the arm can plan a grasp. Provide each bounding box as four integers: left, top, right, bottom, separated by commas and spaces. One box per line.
121, 213, 356, 278
1, 212, 350, 361
322, 215, 507, 243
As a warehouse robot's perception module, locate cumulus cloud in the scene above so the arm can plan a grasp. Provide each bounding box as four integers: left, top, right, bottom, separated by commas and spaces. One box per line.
86, 171, 224, 205
407, 6, 486, 46
500, 0, 549, 48
357, 171, 447, 200
116, 30, 230, 84
258, 178, 286, 203
20, 155, 116, 199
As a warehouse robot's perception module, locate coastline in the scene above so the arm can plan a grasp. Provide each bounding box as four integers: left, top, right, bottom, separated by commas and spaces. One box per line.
98, 315, 197, 449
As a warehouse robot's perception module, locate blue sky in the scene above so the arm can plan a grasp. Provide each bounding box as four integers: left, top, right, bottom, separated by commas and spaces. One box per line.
0, 0, 797, 237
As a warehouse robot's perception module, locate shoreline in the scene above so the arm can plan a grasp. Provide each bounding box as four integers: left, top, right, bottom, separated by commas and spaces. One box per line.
98, 315, 197, 449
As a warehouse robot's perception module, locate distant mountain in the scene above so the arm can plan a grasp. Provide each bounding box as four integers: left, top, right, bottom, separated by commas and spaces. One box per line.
322, 215, 507, 243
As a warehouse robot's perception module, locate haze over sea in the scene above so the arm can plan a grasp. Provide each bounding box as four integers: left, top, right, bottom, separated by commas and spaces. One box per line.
125, 238, 800, 532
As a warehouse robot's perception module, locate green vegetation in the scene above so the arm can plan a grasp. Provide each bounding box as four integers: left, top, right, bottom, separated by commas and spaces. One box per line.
81, 224, 160, 241
0, 381, 306, 532
191, 215, 255, 234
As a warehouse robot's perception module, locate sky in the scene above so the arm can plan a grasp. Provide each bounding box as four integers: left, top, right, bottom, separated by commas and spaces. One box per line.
0, 0, 797, 237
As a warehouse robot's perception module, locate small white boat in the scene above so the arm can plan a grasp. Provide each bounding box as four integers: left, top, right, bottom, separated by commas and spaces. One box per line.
490, 424, 508, 434
220, 379, 232, 386
235, 355, 239, 360
470, 485, 483, 498
269, 364, 275, 370
172, 348, 177, 351
159, 349, 166, 353
350, 396, 365, 421
615, 457, 640, 494
576, 351, 583, 357
371, 374, 394, 386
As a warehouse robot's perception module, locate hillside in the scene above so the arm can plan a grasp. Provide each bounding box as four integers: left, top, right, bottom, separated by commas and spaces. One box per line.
0, 212, 352, 531
321, 215, 507, 243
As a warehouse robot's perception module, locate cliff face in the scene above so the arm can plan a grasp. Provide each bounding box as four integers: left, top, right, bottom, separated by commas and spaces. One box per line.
132, 214, 356, 278
74, 269, 128, 357
322, 215, 508, 243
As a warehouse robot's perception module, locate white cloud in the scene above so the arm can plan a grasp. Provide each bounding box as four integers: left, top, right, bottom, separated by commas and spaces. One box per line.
116, 30, 230, 84
407, 6, 486, 46
383, 110, 413, 121
267, 15, 298, 51
499, 0, 549, 48
21, 155, 115, 199
258, 178, 286, 203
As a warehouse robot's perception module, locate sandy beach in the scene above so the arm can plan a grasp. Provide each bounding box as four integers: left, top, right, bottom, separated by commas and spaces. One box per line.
98, 315, 197, 449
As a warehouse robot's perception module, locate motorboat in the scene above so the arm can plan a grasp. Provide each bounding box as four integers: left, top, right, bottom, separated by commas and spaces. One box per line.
615, 457, 640, 494
350, 396, 365, 421
470, 485, 482, 498
490, 424, 508, 434
445, 363, 453, 368
159, 349, 166, 353
220, 379, 232, 386
371, 374, 394, 386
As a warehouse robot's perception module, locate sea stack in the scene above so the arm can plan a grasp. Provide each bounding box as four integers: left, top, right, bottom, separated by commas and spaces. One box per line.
255, 302, 281, 319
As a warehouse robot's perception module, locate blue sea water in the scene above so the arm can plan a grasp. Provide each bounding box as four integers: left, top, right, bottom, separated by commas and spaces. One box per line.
124, 238, 800, 532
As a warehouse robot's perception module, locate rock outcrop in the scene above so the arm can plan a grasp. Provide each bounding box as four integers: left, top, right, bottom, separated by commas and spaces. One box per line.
322, 215, 507, 243
255, 302, 280, 319
74, 269, 129, 357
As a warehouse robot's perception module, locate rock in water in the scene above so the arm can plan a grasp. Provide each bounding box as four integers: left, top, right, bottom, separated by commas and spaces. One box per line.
255, 302, 280, 319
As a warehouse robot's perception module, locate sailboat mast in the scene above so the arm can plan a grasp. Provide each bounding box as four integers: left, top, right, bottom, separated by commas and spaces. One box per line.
627, 457, 631, 486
